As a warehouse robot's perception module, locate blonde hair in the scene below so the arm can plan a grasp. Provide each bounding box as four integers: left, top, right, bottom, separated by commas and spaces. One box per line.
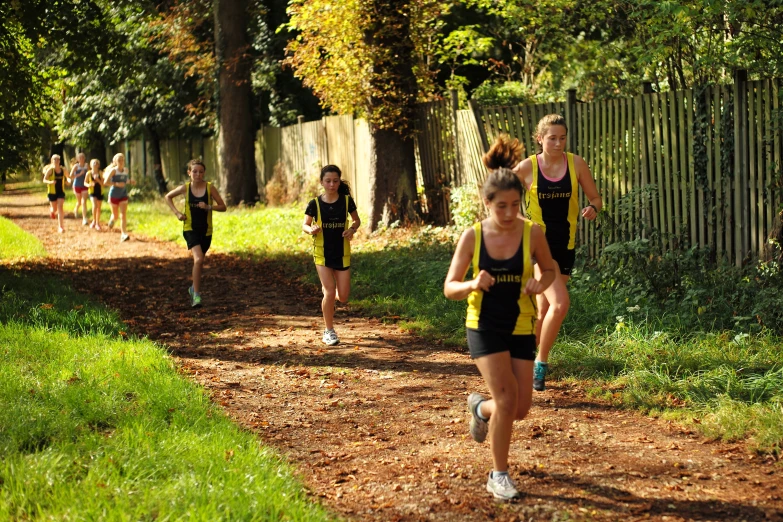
534, 114, 568, 152
483, 134, 523, 170
90, 159, 101, 169
51, 154, 61, 162
112, 153, 125, 166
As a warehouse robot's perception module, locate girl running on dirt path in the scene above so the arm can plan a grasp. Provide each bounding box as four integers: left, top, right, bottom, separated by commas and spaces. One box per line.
85, 159, 104, 230
104, 153, 135, 242
444, 165, 556, 500
69, 152, 90, 225
42, 154, 69, 233
512, 116, 602, 391
164, 159, 227, 309
302, 165, 361, 346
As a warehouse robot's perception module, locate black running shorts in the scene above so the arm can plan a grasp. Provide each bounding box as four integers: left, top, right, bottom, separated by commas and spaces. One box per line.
466, 328, 536, 361
183, 230, 212, 254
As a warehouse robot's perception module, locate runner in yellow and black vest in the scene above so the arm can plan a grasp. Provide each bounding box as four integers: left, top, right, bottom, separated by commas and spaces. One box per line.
512, 115, 603, 391
444, 165, 556, 500
164, 159, 227, 308
42, 154, 69, 234
303, 165, 361, 347
85, 158, 104, 230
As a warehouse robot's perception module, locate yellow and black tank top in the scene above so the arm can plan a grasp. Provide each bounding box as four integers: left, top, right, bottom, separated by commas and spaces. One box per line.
86, 171, 103, 198
525, 153, 579, 250
183, 182, 213, 235
466, 220, 537, 335
47, 167, 65, 195
305, 195, 356, 269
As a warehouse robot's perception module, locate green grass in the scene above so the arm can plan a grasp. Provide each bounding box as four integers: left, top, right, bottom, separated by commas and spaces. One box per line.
0, 215, 47, 260
112, 200, 783, 453
0, 261, 332, 517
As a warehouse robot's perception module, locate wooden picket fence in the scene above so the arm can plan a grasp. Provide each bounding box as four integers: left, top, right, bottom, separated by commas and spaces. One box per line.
460, 73, 783, 265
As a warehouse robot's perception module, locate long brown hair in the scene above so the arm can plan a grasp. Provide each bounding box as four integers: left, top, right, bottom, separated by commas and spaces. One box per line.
483, 134, 523, 170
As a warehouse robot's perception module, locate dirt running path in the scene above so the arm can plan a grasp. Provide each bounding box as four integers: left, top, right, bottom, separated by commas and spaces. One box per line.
2, 185, 781, 521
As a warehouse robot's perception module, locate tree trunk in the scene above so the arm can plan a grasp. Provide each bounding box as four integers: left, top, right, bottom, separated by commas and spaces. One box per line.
146, 127, 168, 195
364, 0, 420, 229
214, 0, 258, 205
367, 127, 420, 229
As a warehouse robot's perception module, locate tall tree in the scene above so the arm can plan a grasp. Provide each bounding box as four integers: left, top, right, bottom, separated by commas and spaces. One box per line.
286, 0, 425, 228
214, 0, 258, 205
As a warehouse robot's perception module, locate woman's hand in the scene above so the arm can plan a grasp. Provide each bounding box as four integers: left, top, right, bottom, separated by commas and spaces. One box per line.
310, 223, 321, 235
523, 277, 547, 295
176, 211, 186, 222
342, 227, 357, 239
472, 270, 495, 292
581, 204, 599, 220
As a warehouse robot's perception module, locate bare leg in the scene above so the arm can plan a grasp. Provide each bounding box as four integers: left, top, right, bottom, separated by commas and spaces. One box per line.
119, 200, 128, 235
191, 245, 205, 294
80, 193, 88, 221
110, 203, 119, 226
316, 265, 337, 330
92, 199, 102, 228
334, 269, 351, 304
56, 198, 65, 232
534, 265, 570, 364
473, 352, 520, 472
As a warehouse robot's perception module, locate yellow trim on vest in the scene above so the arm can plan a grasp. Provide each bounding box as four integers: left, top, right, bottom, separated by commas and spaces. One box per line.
565, 153, 579, 249
465, 222, 483, 330
183, 182, 213, 235
526, 156, 543, 231
513, 220, 537, 335
45, 166, 59, 195
312, 195, 351, 267
525, 153, 580, 249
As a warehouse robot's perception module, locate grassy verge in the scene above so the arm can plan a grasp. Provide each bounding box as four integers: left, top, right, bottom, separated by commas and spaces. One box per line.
131, 201, 783, 453
0, 248, 332, 517
0, 215, 47, 260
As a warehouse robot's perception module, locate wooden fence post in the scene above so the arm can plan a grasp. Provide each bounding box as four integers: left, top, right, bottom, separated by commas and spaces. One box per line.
565, 89, 577, 153
297, 115, 305, 175
733, 69, 748, 266
468, 99, 489, 152
450, 89, 463, 186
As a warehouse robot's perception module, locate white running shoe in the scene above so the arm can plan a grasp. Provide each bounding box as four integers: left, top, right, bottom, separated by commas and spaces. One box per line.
108, 216, 115, 228
467, 392, 489, 443
486, 472, 520, 500
74, 208, 79, 218
82, 218, 89, 226
120, 233, 129, 242
322, 329, 339, 346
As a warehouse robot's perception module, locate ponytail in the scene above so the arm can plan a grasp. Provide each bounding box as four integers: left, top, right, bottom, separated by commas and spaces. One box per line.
483, 134, 522, 170
338, 180, 351, 196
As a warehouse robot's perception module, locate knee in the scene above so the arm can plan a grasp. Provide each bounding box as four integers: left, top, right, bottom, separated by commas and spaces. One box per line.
322, 286, 336, 299
550, 296, 570, 318
336, 289, 350, 303
193, 254, 204, 266
492, 389, 518, 417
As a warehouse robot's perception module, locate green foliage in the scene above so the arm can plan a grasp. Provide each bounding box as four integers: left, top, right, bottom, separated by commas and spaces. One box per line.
471, 81, 540, 106
448, 184, 485, 229
285, 0, 425, 133
0, 270, 332, 520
